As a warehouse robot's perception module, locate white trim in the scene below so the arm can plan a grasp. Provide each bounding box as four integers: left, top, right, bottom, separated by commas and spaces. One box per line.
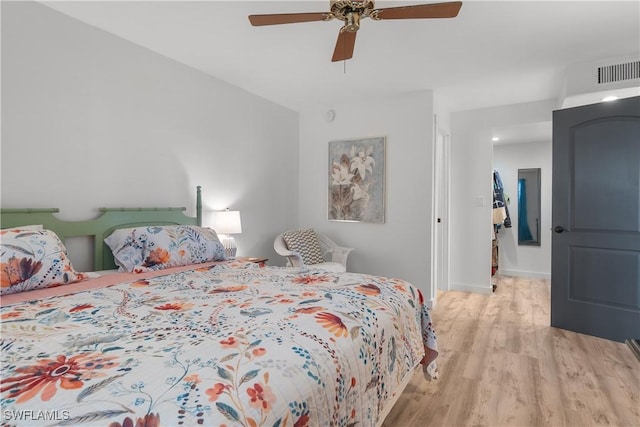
442, 130, 451, 292
424, 298, 435, 309
430, 116, 438, 304
431, 117, 451, 300
449, 282, 493, 294
497, 270, 551, 280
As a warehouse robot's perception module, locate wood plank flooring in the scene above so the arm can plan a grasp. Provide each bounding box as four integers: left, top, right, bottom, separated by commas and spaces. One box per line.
382, 275, 640, 427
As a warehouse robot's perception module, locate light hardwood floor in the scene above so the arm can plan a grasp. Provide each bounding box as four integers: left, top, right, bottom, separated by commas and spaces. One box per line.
382, 275, 640, 427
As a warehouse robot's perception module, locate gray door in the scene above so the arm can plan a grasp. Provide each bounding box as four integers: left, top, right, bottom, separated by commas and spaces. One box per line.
552, 96, 640, 343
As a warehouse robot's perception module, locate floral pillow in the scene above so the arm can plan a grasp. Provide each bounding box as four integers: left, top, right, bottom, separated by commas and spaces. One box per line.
104, 225, 227, 273
0, 229, 89, 295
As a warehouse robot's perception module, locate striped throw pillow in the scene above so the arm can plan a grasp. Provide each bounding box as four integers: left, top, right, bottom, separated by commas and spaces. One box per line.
282, 229, 324, 265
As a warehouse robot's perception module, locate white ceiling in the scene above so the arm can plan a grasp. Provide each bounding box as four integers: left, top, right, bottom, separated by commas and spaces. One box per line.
492, 121, 552, 145
41, 0, 639, 115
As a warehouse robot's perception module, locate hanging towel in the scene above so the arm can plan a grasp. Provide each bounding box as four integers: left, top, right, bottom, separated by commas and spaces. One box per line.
492, 200, 507, 225
518, 178, 534, 241
493, 170, 512, 228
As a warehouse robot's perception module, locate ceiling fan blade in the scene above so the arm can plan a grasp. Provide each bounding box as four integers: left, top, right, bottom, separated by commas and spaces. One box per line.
248, 12, 330, 26
375, 1, 462, 20
332, 29, 357, 62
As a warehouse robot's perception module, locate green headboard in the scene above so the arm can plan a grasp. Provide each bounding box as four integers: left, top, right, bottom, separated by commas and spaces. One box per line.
0, 186, 203, 270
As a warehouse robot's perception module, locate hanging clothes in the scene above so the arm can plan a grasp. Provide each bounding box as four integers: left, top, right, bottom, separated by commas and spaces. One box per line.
491, 238, 499, 276
493, 170, 512, 228
491, 169, 511, 280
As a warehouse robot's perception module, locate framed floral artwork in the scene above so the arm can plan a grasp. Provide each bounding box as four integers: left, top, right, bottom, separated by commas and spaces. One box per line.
328, 136, 385, 223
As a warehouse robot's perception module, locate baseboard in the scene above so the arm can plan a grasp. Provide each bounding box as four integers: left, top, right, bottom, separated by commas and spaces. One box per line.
498, 269, 551, 280
449, 282, 493, 295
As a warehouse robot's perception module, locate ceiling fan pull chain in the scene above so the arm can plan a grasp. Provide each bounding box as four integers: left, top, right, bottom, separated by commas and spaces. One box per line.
342, 30, 348, 74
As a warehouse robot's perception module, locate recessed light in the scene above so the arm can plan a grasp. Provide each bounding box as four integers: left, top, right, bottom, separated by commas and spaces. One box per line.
492, 137, 500, 142
602, 95, 619, 102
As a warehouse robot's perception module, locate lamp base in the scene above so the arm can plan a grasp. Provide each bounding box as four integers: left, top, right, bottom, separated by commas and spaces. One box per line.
220, 235, 237, 258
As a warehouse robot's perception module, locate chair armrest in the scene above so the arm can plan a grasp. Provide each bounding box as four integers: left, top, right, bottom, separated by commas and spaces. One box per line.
274, 233, 306, 268
329, 246, 354, 266
285, 251, 305, 268
276, 246, 305, 267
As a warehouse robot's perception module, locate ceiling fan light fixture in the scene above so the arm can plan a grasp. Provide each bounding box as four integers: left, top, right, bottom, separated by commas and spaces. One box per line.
345, 11, 361, 32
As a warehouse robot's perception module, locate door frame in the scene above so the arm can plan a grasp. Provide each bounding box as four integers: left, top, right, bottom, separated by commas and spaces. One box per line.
431, 117, 451, 305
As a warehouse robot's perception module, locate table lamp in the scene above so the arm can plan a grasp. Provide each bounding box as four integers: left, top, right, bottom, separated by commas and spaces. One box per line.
213, 209, 242, 258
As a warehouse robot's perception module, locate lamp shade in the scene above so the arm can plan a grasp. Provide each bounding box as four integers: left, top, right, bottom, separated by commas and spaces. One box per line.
213, 210, 242, 235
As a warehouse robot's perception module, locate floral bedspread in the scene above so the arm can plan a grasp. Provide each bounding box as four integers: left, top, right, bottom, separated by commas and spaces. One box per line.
1, 263, 437, 427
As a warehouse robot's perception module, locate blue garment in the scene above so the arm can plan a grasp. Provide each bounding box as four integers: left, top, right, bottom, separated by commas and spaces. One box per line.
518, 178, 533, 241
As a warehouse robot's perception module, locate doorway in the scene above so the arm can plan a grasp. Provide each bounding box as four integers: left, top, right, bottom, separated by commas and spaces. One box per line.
492, 138, 552, 279
433, 127, 450, 295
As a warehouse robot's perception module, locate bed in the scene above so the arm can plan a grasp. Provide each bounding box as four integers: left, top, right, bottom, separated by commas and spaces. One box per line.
0, 188, 438, 427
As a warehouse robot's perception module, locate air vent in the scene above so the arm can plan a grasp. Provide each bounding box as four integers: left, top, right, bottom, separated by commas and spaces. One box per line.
597, 60, 640, 84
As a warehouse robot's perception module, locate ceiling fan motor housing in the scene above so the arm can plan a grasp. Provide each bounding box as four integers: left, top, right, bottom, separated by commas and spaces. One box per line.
330, 0, 378, 32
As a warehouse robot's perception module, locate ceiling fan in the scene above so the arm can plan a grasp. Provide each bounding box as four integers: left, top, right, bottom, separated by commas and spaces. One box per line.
248, 1, 462, 62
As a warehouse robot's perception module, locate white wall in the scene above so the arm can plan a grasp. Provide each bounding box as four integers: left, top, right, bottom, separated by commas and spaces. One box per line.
0, 2, 560, 296
450, 99, 555, 293
493, 140, 552, 279
299, 92, 436, 302
560, 55, 640, 108
1, 2, 299, 269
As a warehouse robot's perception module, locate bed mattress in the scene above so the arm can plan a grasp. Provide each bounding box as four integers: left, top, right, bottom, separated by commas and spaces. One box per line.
1, 261, 437, 427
